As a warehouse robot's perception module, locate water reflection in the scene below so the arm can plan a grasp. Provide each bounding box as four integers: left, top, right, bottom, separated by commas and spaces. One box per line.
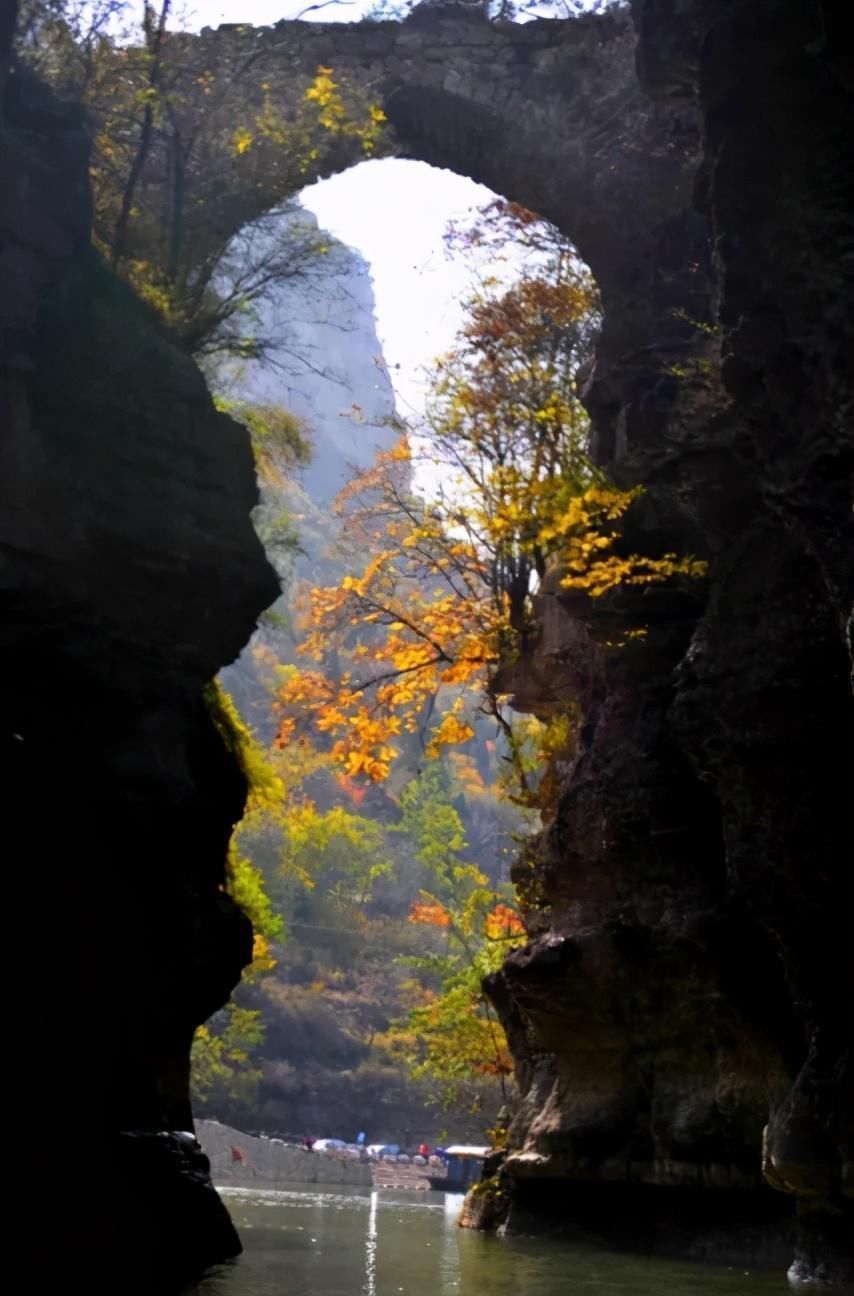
198, 1186, 791, 1296
364, 1191, 377, 1296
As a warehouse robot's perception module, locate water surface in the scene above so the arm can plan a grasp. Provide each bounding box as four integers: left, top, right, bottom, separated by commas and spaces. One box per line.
199, 1185, 791, 1296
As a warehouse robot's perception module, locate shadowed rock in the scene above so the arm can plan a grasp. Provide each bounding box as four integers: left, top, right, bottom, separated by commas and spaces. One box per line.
2, 1, 851, 1285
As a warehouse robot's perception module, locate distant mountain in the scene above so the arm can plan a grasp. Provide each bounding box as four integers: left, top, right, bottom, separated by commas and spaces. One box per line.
228, 203, 402, 506
220, 205, 402, 730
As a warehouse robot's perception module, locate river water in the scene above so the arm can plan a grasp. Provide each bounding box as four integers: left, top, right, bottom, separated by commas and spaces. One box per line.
198, 1186, 791, 1296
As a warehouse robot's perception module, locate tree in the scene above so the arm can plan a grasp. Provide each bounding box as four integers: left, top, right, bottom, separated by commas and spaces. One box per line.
213, 687, 528, 1123
109, 0, 172, 272
275, 202, 705, 799
17, 3, 388, 360
375, 765, 524, 1111
191, 1002, 265, 1117
97, 45, 385, 358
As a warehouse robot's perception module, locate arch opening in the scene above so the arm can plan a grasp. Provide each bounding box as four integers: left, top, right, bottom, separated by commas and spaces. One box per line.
206, 150, 607, 1145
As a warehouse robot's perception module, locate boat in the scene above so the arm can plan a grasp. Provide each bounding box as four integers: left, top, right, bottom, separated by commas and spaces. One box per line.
427, 1144, 491, 1192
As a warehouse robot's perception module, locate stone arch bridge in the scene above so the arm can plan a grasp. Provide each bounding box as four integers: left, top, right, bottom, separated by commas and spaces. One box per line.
185, 3, 703, 438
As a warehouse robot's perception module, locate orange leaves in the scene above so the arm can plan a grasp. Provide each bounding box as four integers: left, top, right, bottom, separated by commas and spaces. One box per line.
408, 899, 452, 928
317, 707, 402, 782
462, 276, 593, 361
272, 450, 499, 780
474, 1051, 514, 1078
335, 435, 411, 510
447, 751, 487, 798
277, 667, 335, 708
383, 637, 438, 675
271, 201, 704, 797
438, 654, 486, 686
484, 904, 526, 941
386, 436, 412, 462
336, 774, 368, 806
342, 746, 395, 783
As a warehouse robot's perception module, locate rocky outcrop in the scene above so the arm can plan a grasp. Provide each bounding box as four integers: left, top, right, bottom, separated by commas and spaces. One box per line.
1, 28, 278, 1294
219, 204, 402, 746
223, 205, 401, 505
482, 2, 853, 1285
221, 4, 849, 1278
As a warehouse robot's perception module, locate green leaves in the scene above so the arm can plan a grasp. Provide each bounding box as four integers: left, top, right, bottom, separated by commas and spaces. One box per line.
192, 1004, 265, 1112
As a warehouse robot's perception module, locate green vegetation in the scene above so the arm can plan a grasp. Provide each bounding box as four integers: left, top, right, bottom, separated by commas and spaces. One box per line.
196, 682, 529, 1129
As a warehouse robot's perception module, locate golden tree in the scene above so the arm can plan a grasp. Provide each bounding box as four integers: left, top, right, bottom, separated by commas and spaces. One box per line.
275, 204, 705, 798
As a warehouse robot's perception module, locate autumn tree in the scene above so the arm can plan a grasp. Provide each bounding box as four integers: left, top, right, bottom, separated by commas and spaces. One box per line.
275, 202, 705, 798
206, 677, 527, 1123
14, 0, 132, 92
375, 765, 524, 1111
96, 41, 385, 358
16, 2, 388, 360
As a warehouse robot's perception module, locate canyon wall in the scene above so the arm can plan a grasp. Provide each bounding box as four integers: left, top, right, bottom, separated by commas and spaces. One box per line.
2, 0, 850, 1285
485, 3, 854, 1284
223, 206, 401, 506
0, 27, 278, 1291
208, 1, 850, 1280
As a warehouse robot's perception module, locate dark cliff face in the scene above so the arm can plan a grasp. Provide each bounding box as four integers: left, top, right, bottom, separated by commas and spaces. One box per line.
0, 41, 278, 1294
486, 1, 853, 1284
2, 1, 850, 1285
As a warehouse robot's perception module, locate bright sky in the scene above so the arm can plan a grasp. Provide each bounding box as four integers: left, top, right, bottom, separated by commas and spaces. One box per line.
306, 162, 498, 417
187, 0, 371, 27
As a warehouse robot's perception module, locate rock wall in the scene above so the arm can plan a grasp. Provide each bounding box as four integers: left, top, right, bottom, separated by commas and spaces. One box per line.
483, 2, 853, 1285
1, 28, 278, 1294
219, 204, 401, 737
197, 1120, 372, 1188
222, 205, 401, 505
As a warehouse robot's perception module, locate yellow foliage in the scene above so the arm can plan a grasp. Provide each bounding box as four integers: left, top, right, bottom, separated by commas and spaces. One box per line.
303, 66, 386, 154
75, 37, 391, 355
426, 712, 476, 758
249, 932, 277, 977
232, 126, 253, 155
272, 206, 706, 801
